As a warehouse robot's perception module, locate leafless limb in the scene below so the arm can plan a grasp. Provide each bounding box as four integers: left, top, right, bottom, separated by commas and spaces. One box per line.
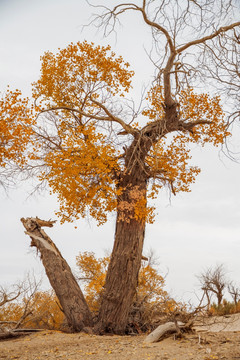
228, 282, 240, 306
0, 272, 42, 332
89, 0, 240, 124
197, 264, 228, 308
0, 285, 22, 307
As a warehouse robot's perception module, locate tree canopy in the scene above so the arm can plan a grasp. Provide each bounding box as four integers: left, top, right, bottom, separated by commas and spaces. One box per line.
0, 40, 231, 222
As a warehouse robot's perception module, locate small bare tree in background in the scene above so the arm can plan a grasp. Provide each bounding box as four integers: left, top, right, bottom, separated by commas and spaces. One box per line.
228, 282, 240, 306
197, 264, 228, 308
0, 272, 68, 339
0, 273, 42, 333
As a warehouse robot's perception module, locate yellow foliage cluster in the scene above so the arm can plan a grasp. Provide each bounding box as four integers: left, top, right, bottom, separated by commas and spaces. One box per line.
76, 251, 179, 318
144, 87, 229, 195
179, 88, 229, 146
142, 85, 165, 121
209, 300, 240, 316
147, 134, 201, 195
117, 186, 155, 224
76, 252, 109, 313
37, 124, 119, 225
30, 41, 135, 225
0, 291, 65, 330
0, 41, 231, 225
33, 40, 134, 108
0, 89, 34, 167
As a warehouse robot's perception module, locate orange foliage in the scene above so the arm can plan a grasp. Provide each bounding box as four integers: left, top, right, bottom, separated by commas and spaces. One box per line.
38, 125, 119, 225
117, 186, 155, 224
0, 290, 65, 330
145, 87, 229, 197
1, 41, 230, 224
76, 251, 178, 317
32, 40, 134, 107
209, 300, 240, 316
0, 89, 34, 168
76, 252, 109, 312
30, 41, 133, 225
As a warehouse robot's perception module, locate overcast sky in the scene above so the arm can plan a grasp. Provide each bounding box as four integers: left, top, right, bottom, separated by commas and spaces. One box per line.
0, 0, 240, 305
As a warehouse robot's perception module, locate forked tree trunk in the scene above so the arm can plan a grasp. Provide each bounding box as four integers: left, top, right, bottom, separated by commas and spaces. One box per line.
21, 217, 93, 332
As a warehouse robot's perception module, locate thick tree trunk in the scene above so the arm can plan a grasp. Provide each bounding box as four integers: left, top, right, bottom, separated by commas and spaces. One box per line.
95, 173, 147, 334
94, 131, 151, 334
96, 217, 145, 334
21, 217, 93, 332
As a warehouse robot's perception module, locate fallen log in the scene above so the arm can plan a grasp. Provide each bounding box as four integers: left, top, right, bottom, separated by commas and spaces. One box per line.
144, 321, 185, 343
21, 217, 93, 332
0, 328, 42, 341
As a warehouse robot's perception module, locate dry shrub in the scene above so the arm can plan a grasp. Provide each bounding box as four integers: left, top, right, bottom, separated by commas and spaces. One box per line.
0, 289, 67, 331
209, 300, 240, 316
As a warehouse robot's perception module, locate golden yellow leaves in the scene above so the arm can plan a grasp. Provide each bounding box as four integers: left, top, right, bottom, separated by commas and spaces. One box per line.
0, 39, 231, 227
179, 88, 230, 146
0, 291, 65, 330
209, 299, 240, 316
76, 251, 174, 317
144, 86, 230, 195
39, 123, 119, 225
0, 89, 34, 168
76, 252, 109, 313
142, 85, 165, 121
147, 135, 201, 194
137, 264, 167, 304
33, 41, 134, 110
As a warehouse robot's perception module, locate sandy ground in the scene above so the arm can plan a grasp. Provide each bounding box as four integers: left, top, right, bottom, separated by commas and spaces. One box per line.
1, 315, 240, 360
194, 313, 240, 333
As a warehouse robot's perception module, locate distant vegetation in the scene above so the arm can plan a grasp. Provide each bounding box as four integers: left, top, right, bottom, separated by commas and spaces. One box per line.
1, 261, 239, 335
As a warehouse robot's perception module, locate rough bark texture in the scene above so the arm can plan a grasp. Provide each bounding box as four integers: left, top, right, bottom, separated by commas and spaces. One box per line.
21, 217, 93, 332
96, 216, 145, 334
95, 163, 147, 334
95, 125, 156, 335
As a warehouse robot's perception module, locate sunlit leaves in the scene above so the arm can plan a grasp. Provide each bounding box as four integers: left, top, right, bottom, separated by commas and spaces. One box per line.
117, 186, 155, 224
0, 89, 34, 168
33, 40, 134, 110
144, 86, 229, 195
30, 41, 135, 224
0, 291, 65, 330
76, 251, 173, 316
0, 41, 230, 225
76, 252, 109, 312
142, 85, 165, 121
179, 88, 229, 146
37, 123, 119, 225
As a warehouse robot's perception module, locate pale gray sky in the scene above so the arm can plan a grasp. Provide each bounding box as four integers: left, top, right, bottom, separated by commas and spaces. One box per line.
0, 0, 240, 304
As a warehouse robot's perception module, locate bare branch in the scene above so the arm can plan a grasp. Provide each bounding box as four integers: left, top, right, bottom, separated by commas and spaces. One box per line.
90, 97, 136, 135
39, 104, 136, 135
0, 287, 21, 307
177, 21, 240, 54
197, 264, 228, 307
228, 282, 240, 305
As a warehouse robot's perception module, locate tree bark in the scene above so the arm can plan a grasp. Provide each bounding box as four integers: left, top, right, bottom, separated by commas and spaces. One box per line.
21, 217, 93, 332
95, 169, 147, 334
94, 129, 153, 335
96, 217, 145, 334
